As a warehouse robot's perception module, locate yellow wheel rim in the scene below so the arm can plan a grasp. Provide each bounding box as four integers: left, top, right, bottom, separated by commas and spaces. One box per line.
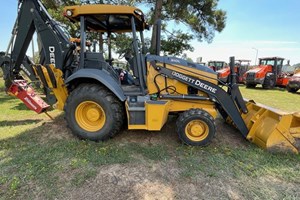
185, 120, 209, 142
75, 101, 106, 132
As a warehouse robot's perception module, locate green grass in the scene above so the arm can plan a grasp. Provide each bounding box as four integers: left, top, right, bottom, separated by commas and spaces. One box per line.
239, 85, 300, 112
176, 145, 300, 199
0, 79, 300, 199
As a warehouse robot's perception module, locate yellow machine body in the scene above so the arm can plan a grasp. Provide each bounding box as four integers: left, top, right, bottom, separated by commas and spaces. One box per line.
33, 64, 68, 110
4, 0, 300, 154
147, 61, 218, 95
126, 61, 218, 131
126, 100, 217, 131
64, 4, 148, 33
31, 61, 300, 154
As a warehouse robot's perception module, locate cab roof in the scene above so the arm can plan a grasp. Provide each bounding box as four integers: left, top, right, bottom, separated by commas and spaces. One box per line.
208, 61, 226, 63
236, 59, 251, 62
63, 4, 149, 33
259, 57, 285, 60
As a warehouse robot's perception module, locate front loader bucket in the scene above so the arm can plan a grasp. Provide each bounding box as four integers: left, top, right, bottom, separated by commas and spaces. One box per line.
241, 101, 300, 153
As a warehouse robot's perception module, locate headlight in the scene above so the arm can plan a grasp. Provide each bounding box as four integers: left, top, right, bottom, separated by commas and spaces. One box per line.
134, 9, 143, 16
66, 10, 73, 17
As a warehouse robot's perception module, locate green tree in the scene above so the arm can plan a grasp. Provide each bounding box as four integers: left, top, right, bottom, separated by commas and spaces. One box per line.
42, 0, 80, 36
148, 0, 226, 55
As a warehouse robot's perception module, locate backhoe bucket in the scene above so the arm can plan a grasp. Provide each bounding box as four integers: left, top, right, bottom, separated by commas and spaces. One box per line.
241, 101, 300, 153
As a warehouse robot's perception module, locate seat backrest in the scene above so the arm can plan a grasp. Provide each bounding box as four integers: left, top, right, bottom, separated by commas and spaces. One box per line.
128, 54, 147, 89
128, 57, 139, 78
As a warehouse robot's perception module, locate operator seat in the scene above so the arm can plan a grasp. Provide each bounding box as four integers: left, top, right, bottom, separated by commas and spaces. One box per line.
83, 52, 120, 81
126, 54, 147, 92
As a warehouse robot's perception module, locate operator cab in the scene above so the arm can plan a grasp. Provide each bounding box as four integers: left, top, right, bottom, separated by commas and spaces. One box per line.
259, 57, 284, 75
235, 59, 251, 76
208, 61, 227, 71
64, 4, 149, 95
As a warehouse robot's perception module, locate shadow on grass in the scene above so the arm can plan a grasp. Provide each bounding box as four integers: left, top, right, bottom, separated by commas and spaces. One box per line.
0, 87, 6, 93
11, 103, 30, 111
0, 119, 42, 127
0, 96, 15, 103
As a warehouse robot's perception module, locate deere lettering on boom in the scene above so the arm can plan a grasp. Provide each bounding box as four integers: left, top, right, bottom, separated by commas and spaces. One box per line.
1, 0, 300, 153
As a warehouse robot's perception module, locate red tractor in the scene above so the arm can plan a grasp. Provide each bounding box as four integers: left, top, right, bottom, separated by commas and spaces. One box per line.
207, 61, 227, 71
244, 57, 292, 89
217, 59, 251, 84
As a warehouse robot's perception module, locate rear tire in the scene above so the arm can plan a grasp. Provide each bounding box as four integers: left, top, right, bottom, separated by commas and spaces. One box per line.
176, 109, 216, 146
246, 83, 256, 88
64, 83, 124, 141
263, 75, 275, 89
287, 85, 298, 93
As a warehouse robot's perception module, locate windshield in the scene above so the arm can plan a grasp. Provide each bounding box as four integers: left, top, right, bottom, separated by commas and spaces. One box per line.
259, 59, 283, 66
208, 62, 224, 67
260, 59, 274, 65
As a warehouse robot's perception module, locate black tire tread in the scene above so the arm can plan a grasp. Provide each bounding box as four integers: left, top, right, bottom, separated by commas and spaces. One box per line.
287, 85, 298, 93
262, 75, 275, 89
64, 83, 124, 141
245, 83, 256, 88
176, 109, 216, 146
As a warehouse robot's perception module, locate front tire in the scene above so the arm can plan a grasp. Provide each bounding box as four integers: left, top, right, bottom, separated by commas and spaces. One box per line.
176, 109, 216, 146
245, 83, 257, 88
287, 85, 298, 93
263, 74, 275, 89
64, 83, 124, 141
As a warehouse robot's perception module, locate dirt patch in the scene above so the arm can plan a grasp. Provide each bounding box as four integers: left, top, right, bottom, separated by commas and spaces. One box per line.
60, 161, 254, 200
37, 115, 73, 142
63, 163, 176, 200
213, 119, 249, 148
62, 162, 226, 200
116, 116, 179, 147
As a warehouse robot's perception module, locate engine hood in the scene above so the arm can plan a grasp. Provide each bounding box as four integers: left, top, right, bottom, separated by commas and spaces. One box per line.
216, 67, 229, 74
246, 66, 267, 74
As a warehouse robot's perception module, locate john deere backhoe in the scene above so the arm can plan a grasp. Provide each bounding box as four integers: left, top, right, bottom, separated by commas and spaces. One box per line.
1, 0, 300, 153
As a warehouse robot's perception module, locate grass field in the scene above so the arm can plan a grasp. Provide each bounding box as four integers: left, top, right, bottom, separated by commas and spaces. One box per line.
0, 79, 300, 199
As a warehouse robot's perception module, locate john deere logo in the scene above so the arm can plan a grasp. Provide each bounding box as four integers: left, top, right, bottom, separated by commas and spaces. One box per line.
172, 71, 217, 94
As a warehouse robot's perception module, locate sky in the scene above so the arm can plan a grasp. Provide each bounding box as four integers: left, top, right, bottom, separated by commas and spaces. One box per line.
0, 0, 300, 65
185, 0, 300, 65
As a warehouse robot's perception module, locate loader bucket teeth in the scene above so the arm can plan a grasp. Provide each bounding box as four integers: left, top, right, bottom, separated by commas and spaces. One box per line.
242, 101, 300, 154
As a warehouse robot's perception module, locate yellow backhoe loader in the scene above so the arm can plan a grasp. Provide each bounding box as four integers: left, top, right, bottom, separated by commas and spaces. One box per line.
1, 0, 299, 153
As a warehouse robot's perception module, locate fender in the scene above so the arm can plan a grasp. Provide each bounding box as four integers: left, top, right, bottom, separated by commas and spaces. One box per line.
65, 68, 126, 101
